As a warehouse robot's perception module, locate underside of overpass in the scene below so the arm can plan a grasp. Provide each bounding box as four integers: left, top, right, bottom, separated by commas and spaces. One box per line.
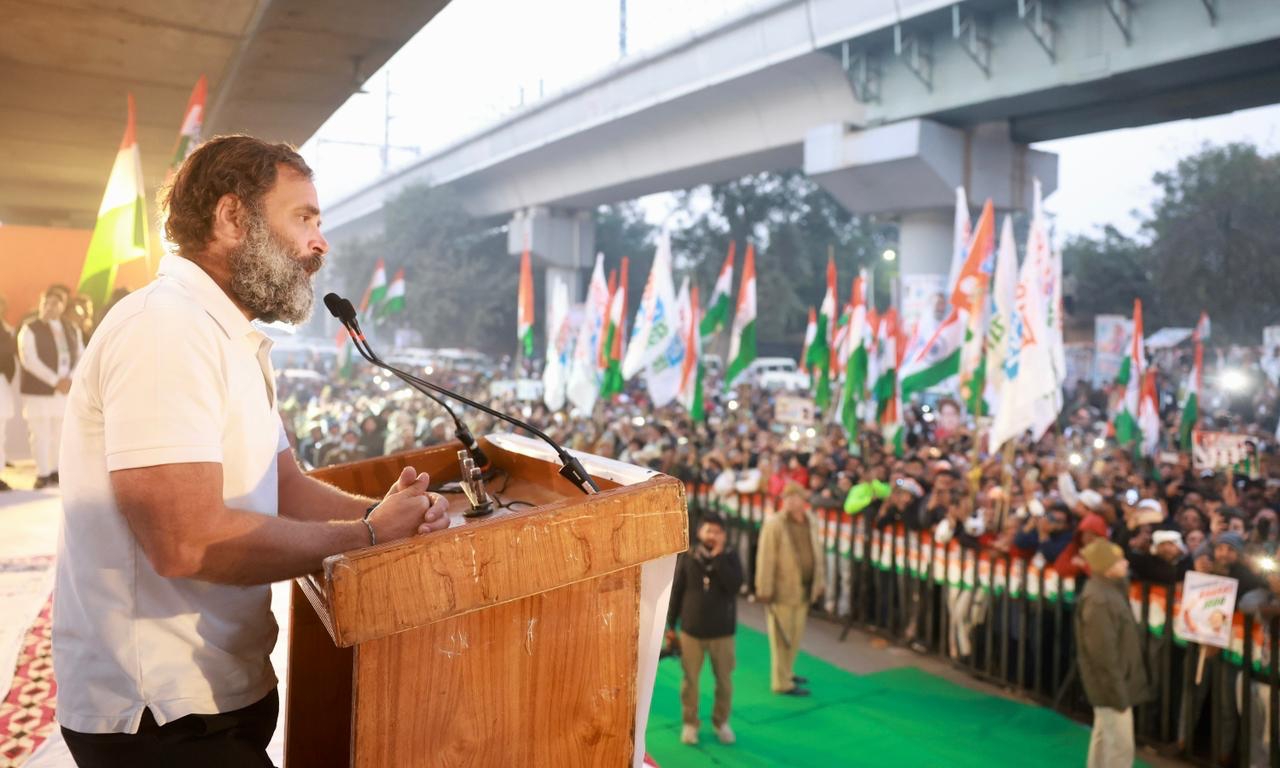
0, 0, 450, 229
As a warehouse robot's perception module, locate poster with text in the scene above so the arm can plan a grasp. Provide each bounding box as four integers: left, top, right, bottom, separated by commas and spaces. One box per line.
1192, 430, 1252, 471
1175, 571, 1238, 649
774, 394, 815, 426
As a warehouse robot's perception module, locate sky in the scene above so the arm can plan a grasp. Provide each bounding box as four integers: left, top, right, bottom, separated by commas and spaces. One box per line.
299, 0, 1280, 243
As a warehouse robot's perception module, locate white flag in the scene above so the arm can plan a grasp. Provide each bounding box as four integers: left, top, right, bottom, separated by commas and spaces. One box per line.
542, 282, 572, 411
623, 233, 680, 380
989, 236, 1060, 453
644, 277, 691, 407
567, 254, 610, 412
983, 216, 1018, 417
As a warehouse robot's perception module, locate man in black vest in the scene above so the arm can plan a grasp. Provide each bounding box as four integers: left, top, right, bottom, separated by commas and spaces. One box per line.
17, 287, 82, 489
0, 294, 16, 491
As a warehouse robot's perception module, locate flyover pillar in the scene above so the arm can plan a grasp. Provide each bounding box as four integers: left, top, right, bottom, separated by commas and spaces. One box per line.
804, 119, 1057, 334
508, 207, 596, 348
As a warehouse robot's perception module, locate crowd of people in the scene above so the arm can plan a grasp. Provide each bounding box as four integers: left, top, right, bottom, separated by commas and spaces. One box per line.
9, 274, 1280, 765
265, 334, 1280, 765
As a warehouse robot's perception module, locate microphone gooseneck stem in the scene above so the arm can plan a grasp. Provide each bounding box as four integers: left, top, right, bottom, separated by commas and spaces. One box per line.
341, 319, 491, 469
329, 298, 597, 494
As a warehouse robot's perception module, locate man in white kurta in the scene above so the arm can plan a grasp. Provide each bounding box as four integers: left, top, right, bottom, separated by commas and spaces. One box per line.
17, 288, 81, 488
0, 295, 16, 491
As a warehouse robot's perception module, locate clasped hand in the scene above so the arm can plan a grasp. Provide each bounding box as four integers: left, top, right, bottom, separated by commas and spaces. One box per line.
367, 466, 452, 542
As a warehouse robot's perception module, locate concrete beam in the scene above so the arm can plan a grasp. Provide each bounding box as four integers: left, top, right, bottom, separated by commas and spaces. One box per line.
803, 119, 1056, 214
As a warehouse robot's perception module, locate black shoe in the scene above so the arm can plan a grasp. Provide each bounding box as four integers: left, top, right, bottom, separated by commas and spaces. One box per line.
780, 687, 811, 697
793, 676, 808, 685
0, 479, 11, 491
33, 475, 50, 490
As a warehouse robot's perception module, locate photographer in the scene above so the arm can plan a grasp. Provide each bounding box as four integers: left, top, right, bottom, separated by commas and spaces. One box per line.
667, 512, 744, 746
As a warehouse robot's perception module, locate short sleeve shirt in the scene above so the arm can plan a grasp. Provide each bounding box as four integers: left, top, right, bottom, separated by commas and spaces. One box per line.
54, 255, 289, 734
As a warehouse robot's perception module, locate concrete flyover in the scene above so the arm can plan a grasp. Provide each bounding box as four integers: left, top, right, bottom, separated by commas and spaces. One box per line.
324, 0, 1280, 242
0, 0, 451, 228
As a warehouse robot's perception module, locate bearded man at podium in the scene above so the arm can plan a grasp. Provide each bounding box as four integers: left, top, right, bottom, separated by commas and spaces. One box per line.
53, 136, 450, 767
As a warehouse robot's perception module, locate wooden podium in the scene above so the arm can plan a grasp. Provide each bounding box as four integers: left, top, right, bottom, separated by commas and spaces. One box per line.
284, 433, 689, 767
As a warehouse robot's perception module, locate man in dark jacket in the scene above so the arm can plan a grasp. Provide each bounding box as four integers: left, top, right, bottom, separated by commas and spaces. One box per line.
1076, 539, 1154, 767
667, 512, 744, 746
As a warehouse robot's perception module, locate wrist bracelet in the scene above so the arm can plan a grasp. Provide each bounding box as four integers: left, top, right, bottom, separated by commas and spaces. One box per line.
363, 518, 377, 546
364, 504, 377, 520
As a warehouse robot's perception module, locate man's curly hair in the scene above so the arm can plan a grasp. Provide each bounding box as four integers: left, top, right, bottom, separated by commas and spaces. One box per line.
161, 135, 313, 257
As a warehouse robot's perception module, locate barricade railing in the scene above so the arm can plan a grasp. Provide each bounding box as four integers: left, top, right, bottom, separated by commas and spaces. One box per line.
684, 482, 1280, 767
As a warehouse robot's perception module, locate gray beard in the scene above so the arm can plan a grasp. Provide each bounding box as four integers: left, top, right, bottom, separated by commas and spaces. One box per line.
227, 211, 321, 325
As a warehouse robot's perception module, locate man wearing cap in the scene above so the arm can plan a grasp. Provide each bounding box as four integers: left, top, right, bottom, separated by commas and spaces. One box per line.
1075, 539, 1153, 767
1128, 530, 1190, 583
755, 480, 824, 696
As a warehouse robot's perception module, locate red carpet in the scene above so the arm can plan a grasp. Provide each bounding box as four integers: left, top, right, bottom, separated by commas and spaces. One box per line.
0, 598, 55, 768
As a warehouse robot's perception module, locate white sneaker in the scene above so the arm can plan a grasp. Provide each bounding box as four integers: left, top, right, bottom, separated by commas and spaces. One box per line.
681, 724, 698, 744
716, 723, 736, 745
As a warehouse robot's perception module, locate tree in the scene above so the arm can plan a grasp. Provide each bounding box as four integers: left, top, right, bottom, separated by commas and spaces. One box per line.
1141, 143, 1280, 340
326, 184, 516, 354
669, 172, 894, 353
1065, 143, 1280, 341
1061, 226, 1152, 322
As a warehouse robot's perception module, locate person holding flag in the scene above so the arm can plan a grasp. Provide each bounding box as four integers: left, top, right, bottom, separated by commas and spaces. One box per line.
1178, 312, 1208, 452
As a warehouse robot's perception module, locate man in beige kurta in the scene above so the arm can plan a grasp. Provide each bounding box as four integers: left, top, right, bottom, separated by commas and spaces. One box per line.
755, 480, 825, 695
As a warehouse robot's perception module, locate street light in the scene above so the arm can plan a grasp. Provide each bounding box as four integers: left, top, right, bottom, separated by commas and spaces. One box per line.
882, 248, 897, 262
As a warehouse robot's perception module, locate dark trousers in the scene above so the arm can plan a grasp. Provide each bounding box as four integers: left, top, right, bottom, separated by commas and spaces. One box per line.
61, 689, 278, 768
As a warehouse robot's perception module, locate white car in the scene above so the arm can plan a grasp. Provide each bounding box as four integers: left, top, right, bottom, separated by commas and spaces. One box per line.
745, 357, 809, 391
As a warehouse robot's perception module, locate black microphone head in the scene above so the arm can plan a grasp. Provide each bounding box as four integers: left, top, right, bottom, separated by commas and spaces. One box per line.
323, 293, 344, 320
338, 298, 359, 323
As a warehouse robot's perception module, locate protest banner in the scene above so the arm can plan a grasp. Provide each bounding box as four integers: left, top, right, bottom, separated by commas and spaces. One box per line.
1191, 430, 1252, 471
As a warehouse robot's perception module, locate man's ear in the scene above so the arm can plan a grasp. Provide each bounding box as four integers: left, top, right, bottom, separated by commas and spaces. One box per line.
211, 193, 246, 245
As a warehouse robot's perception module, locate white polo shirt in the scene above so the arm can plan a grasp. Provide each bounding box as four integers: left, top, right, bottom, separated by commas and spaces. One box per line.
55, 254, 289, 734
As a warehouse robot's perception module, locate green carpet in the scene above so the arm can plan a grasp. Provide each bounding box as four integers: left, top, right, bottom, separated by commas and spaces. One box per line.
645, 626, 1138, 768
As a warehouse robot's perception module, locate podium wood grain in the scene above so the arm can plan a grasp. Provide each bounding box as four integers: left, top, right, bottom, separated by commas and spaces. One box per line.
284, 437, 688, 767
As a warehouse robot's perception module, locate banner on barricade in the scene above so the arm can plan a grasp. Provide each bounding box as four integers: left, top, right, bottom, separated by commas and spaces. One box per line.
1175, 571, 1238, 649
1191, 431, 1252, 472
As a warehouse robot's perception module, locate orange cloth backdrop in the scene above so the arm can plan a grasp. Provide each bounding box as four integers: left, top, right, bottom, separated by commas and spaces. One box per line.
0, 226, 154, 326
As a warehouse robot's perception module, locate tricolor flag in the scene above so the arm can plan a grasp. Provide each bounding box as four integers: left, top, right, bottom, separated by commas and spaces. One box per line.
872, 309, 904, 456
1113, 299, 1145, 448
839, 271, 871, 441
166, 76, 207, 183
77, 94, 151, 310
724, 243, 757, 390
701, 242, 735, 337
678, 284, 705, 420
982, 215, 1019, 419
360, 259, 388, 316
799, 307, 817, 376
1139, 368, 1161, 458
379, 269, 406, 317
1027, 178, 1066, 410
1179, 311, 1208, 451
517, 250, 535, 357
954, 199, 996, 414
599, 258, 629, 400
805, 255, 837, 409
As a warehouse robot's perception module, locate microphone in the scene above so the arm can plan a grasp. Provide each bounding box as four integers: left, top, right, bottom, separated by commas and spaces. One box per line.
325, 293, 600, 495
323, 294, 491, 470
